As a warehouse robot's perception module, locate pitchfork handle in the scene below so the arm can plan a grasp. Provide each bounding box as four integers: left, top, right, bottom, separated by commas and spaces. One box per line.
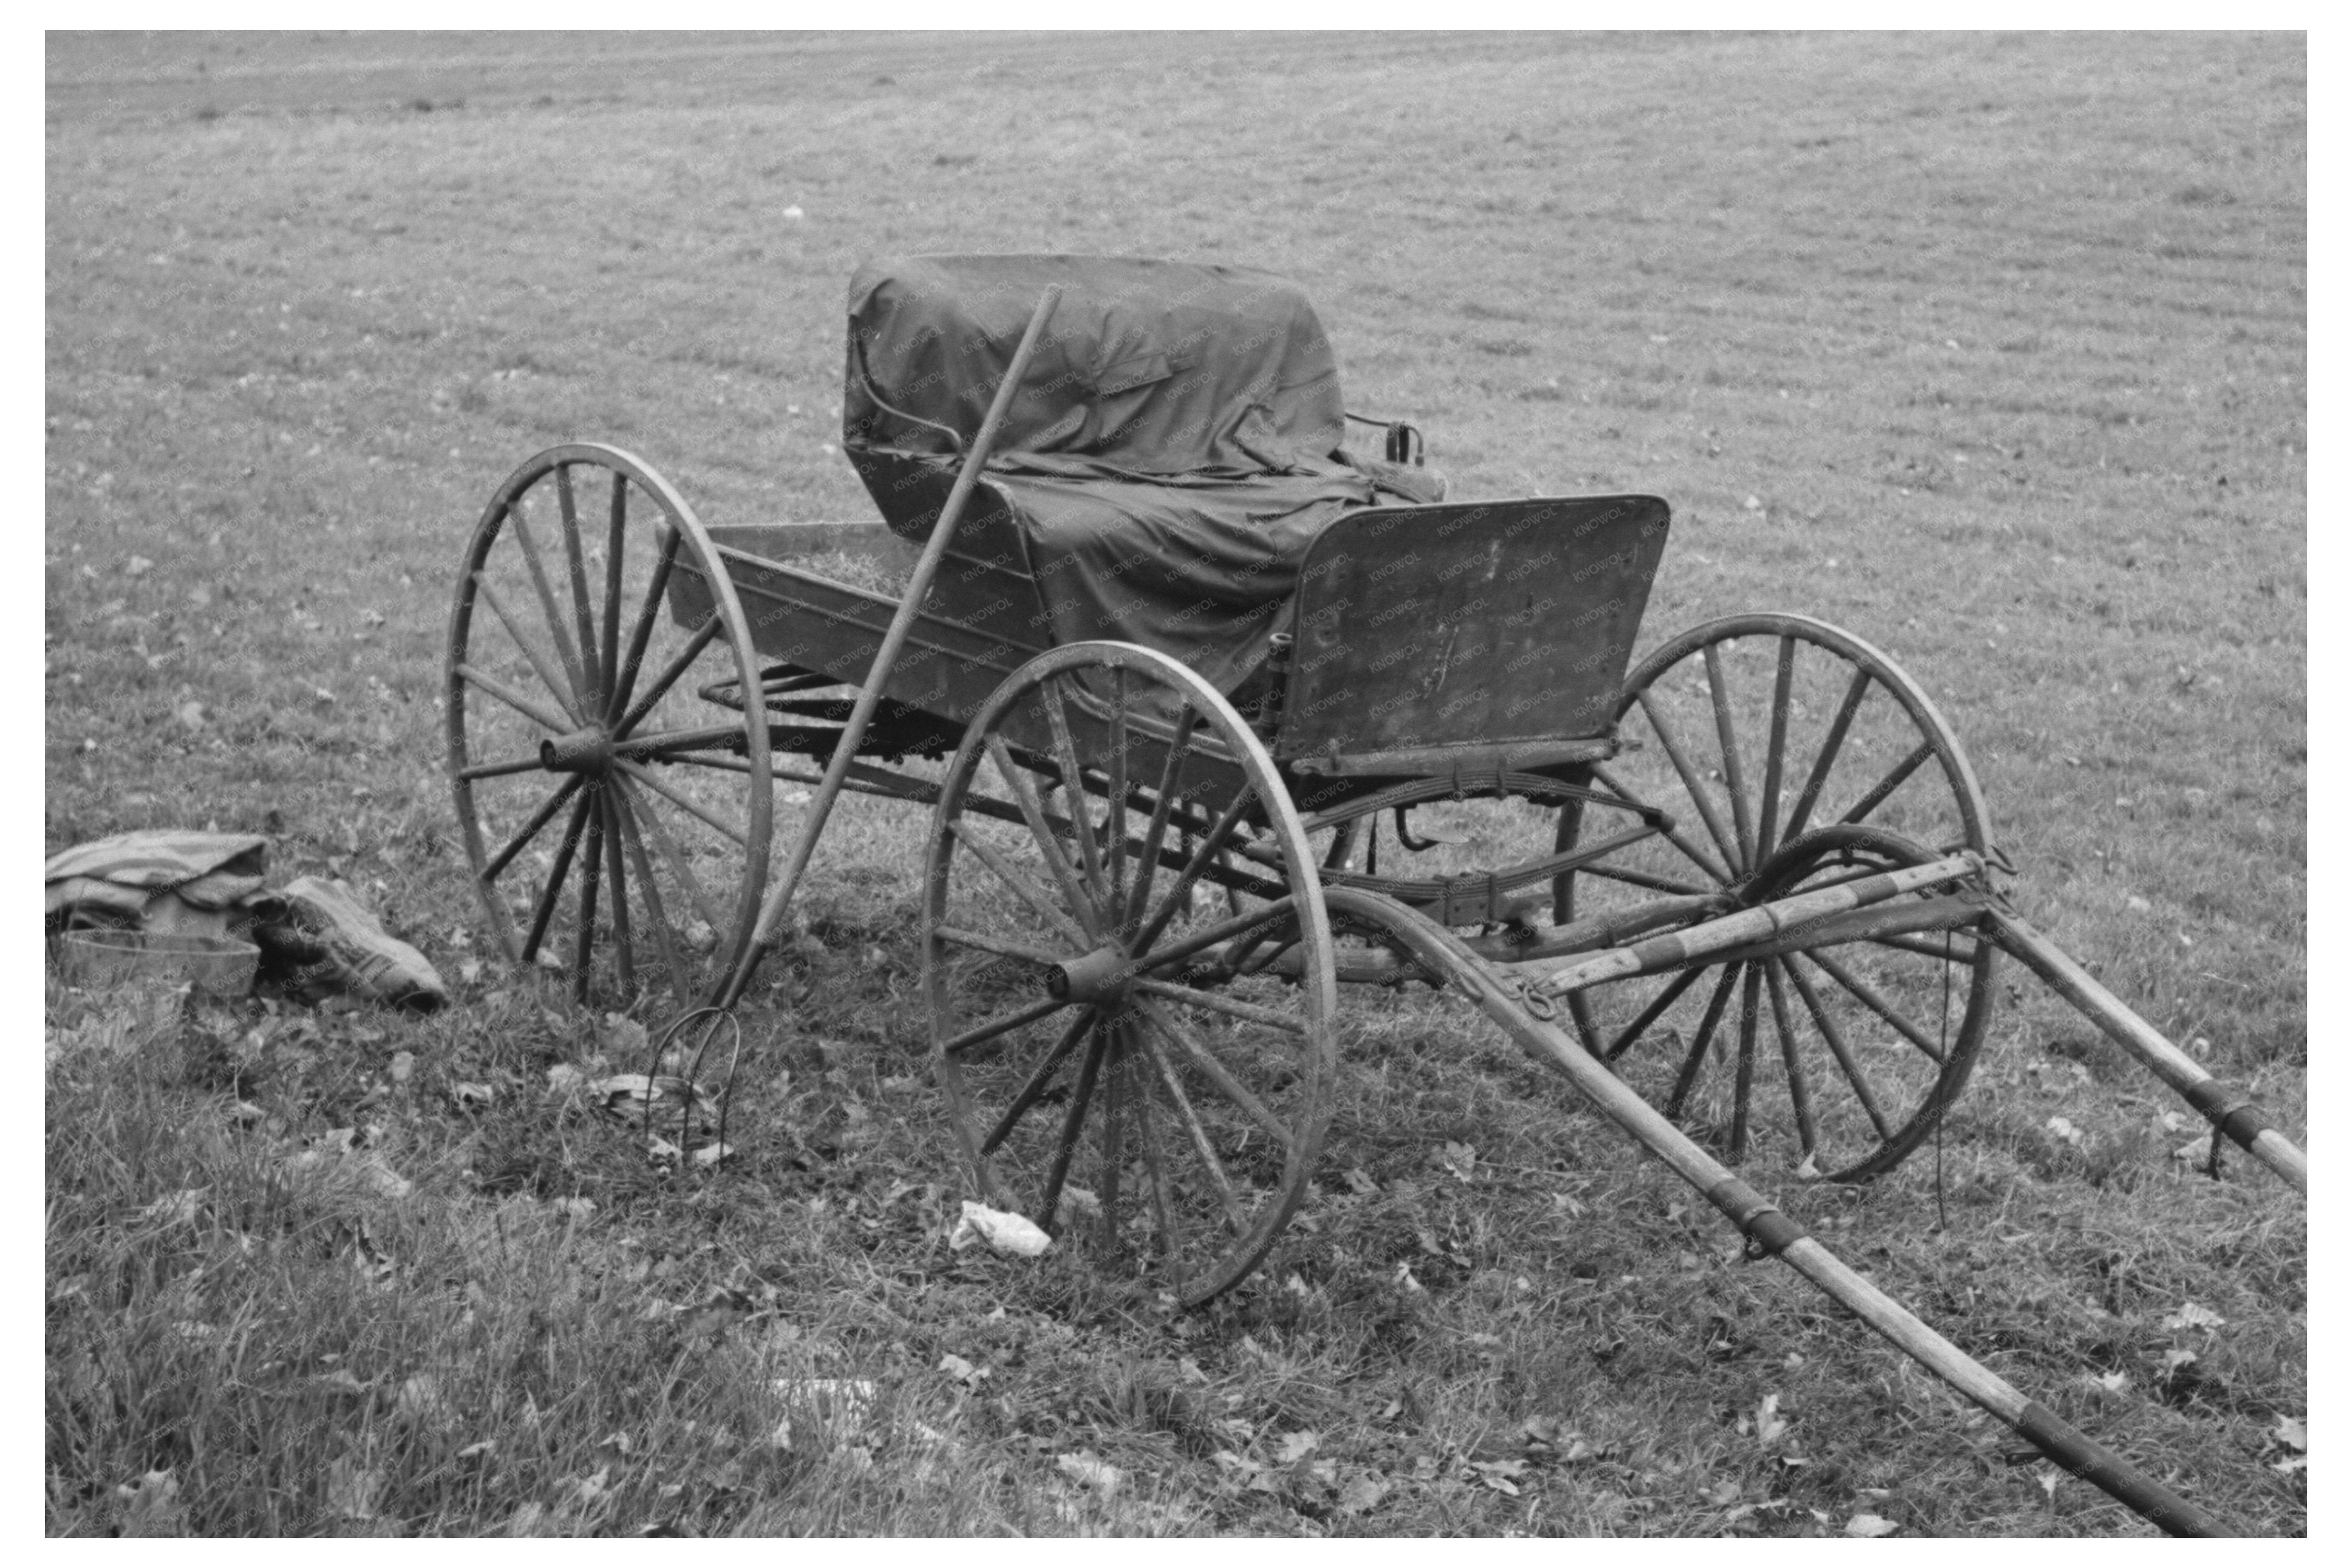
716, 287, 1063, 1008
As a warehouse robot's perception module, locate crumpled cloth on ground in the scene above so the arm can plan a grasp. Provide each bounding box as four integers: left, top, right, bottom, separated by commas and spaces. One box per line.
44, 831, 446, 1010
45, 830, 270, 943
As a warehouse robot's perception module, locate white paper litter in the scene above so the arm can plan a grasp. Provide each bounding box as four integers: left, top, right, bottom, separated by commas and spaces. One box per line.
948, 1200, 1051, 1257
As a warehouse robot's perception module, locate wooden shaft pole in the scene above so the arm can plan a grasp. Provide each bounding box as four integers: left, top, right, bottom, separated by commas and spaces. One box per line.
1986, 910, 2306, 1194
717, 287, 1062, 1008
1323, 887, 2233, 1538
1532, 852, 1978, 997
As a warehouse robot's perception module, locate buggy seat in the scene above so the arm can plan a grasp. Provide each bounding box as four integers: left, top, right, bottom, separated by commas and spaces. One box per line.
842, 254, 1425, 695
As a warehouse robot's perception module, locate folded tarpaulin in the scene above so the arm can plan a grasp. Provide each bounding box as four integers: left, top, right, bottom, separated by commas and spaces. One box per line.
847, 253, 1354, 476
844, 254, 1429, 693
991, 467, 1369, 694
45, 830, 271, 929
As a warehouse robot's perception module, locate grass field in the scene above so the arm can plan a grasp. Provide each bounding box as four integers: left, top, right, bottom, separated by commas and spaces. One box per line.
45, 31, 2305, 1537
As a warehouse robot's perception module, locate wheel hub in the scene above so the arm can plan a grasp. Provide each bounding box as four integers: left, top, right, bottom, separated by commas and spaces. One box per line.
1046, 945, 1139, 1006
538, 724, 615, 775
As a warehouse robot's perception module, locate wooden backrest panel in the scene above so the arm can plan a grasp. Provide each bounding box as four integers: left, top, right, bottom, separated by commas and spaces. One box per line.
1276, 495, 1670, 762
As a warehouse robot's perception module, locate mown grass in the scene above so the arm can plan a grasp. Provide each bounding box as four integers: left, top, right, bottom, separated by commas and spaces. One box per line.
46, 31, 2302, 1536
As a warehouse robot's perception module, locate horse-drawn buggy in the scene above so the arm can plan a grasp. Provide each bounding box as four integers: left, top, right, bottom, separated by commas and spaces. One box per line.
444, 255, 2299, 1535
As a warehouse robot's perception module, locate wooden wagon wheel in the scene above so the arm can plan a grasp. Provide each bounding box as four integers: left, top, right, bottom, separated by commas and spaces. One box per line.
446, 444, 774, 1008
924, 642, 1338, 1308
1556, 613, 1997, 1181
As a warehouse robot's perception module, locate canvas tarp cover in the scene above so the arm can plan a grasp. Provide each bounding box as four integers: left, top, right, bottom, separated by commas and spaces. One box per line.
844, 254, 1382, 692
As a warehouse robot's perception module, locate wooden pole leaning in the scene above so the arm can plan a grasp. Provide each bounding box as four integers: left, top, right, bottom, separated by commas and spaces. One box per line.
1985, 910, 2306, 1195
1322, 886, 2232, 1538
716, 286, 1063, 1010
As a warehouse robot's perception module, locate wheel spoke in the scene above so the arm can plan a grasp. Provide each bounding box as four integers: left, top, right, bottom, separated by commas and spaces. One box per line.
1781, 665, 1871, 845
1098, 1029, 1127, 1254
1779, 954, 1892, 1141
1038, 675, 1107, 903
1601, 963, 1705, 1063
1135, 1026, 1245, 1234
606, 526, 681, 724
1835, 739, 1936, 828
1728, 962, 1763, 1161
944, 820, 1090, 952
1229, 916, 1304, 980
1123, 706, 1198, 932
1586, 763, 1731, 887
1764, 958, 1818, 1160
1799, 948, 1946, 1064
611, 783, 693, 1000
472, 574, 583, 726
1666, 961, 1743, 1123
523, 789, 595, 963
1137, 1000, 1294, 1150
978, 1008, 1094, 1158
455, 662, 574, 737
1134, 895, 1300, 980
1104, 670, 1130, 919
1756, 635, 1795, 865
1133, 1061, 1179, 1261
481, 775, 585, 884
599, 788, 636, 1000
1609, 724, 1740, 893
613, 758, 749, 848
1134, 784, 1257, 954
932, 923, 1069, 968
612, 613, 722, 740
571, 790, 607, 1005
1132, 977, 1307, 1034
614, 774, 727, 938
555, 462, 605, 709
984, 737, 1102, 940
941, 994, 1071, 1059
1039, 1021, 1109, 1234
502, 500, 593, 712
1703, 641, 1755, 872
460, 753, 553, 783
612, 722, 755, 762
600, 472, 628, 714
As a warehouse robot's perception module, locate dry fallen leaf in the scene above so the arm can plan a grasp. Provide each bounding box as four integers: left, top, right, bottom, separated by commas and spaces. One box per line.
2162, 1301, 2226, 1331
1471, 1457, 1528, 1495
327, 1456, 385, 1521
1846, 1511, 1899, 1537
1755, 1392, 1789, 1447
1273, 1429, 1321, 1465
140, 1188, 206, 1225
1057, 1450, 1126, 1494
113, 1469, 187, 1536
